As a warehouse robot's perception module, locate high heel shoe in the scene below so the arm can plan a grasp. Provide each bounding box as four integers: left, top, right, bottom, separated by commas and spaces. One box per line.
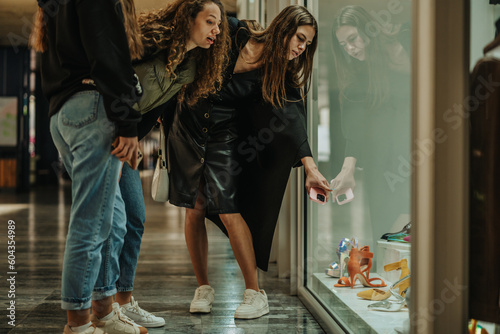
387, 233, 410, 242
384, 258, 410, 297
367, 297, 406, 312
325, 237, 358, 278
367, 286, 408, 312
326, 252, 349, 277
334, 247, 386, 288
357, 258, 410, 300
381, 222, 411, 240
358, 274, 410, 301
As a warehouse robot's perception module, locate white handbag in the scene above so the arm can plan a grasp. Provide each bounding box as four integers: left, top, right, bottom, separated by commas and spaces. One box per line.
151, 125, 169, 202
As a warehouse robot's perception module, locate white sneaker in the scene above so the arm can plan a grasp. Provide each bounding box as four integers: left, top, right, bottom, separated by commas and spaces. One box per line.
116, 306, 148, 334
234, 289, 269, 319
63, 324, 106, 334
189, 285, 215, 313
120, 297, 165, 328
91, 303, 142, 334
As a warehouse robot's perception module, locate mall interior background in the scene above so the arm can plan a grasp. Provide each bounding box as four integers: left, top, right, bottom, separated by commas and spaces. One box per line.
1, 0, 500, 333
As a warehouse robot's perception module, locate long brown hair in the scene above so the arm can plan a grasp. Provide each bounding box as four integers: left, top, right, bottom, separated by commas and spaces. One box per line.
138, 0, 230, 107
30, 0, 144, 60
245, 5, 318, 109
332, 5, 402, 110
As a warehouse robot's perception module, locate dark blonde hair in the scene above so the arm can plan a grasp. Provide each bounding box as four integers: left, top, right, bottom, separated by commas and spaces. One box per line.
138, 0, 230, 107
244, 5, 318, 109
332, 5, 402, 109
30, 0, 144, 60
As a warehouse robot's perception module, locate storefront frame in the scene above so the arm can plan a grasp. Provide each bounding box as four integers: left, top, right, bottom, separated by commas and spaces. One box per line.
296, 0, 470, 333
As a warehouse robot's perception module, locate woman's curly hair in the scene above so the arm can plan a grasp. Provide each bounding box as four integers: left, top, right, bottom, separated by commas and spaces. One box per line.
138, 0, 230, 107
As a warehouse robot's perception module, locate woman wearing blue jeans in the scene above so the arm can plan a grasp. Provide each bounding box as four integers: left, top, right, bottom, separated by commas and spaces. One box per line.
32, 0, 144, 333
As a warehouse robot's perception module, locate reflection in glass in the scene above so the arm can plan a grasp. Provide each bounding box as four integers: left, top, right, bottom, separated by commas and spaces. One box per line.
330, 4, 411, 242
307, 1, 412, 333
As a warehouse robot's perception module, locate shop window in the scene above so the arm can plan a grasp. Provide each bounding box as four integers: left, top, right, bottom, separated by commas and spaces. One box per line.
306, 1, 412, 332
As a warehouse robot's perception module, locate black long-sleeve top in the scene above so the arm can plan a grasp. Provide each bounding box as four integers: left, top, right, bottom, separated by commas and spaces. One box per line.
39, 0, 141, 137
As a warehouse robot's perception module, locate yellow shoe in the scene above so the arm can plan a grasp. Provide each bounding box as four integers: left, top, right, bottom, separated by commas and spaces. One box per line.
384, 259, 410, 297
357, 288, 392, 301
357, 274, 410, 301
357, 259, 410, 300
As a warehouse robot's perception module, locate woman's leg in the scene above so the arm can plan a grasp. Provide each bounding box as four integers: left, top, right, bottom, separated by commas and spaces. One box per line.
185, 193, 210, 286
93, 185, 127, 302
219, 213, 259, 291
116, 163, 146, 299
51, 92, 123, 329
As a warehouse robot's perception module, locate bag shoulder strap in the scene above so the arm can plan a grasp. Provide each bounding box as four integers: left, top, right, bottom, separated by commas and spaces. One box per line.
159, 125, 167, 167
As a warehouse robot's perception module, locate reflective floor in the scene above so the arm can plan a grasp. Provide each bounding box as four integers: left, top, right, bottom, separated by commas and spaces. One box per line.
0, 176, 325, 334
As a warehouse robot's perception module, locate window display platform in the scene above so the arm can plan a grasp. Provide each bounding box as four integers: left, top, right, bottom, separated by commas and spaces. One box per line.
376, 240, 411, 283
311, 273, 408, 334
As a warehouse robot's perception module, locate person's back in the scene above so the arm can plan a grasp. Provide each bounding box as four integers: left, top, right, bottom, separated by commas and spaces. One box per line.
33, 0, 144, 332
40, 0, 142, 137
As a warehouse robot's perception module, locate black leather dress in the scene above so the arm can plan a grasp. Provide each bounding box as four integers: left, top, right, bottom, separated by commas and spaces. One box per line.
166, 17, 312, 271
167, 68, 261, 213
167, 17, 261, 214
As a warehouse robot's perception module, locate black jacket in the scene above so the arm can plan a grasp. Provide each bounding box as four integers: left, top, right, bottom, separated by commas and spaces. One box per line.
469, 54, 500, 324
166, 17, 312, 271
39, 0, 141, 137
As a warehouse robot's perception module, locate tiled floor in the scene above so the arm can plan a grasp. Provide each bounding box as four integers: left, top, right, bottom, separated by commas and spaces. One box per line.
0, 178, 326, 334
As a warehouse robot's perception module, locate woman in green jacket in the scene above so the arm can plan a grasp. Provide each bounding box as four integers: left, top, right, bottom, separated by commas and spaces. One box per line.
114, 0, 231, 329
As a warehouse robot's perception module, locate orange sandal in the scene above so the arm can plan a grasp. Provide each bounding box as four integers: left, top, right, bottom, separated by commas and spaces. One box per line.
334, 247, 387, 288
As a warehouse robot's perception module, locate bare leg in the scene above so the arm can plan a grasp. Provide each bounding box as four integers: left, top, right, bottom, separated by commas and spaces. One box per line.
67, 309, 91, 327
219, 213, 259, 291
185, 194, 210, 286
92, 296, 114, 319
115, 291, 132, 305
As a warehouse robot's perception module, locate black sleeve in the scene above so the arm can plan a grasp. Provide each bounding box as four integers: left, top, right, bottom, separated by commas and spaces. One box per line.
228, 17, 250, 48
76, 0, 142, 137
293, 140, 312, 168
228, 17, 241, 36
284, 87, 312, 167
137, 98, 176, 141
223, 17, 250, 75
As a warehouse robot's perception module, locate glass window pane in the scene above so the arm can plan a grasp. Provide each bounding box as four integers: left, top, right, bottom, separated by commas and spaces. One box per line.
307, 1, 412, 332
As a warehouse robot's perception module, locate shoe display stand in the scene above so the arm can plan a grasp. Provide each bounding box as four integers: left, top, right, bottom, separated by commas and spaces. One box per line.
376, 240, 411, 283
311, 273, 409, 333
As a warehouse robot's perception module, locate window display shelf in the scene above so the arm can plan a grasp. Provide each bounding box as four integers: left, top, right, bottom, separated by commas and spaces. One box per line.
311, 273, 409, 334
376, 240, 411, 283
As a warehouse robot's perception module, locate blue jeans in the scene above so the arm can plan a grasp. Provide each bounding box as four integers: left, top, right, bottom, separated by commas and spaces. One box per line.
93, 185, 127, 300
116, 162, 146, 292
50, 91, 124, 310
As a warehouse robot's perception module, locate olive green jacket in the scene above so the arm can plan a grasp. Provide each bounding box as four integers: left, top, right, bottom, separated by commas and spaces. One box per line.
133, 52, 196, 114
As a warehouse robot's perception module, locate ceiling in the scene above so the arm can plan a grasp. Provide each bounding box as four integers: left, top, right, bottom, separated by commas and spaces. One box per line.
0, 0, 237, 46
